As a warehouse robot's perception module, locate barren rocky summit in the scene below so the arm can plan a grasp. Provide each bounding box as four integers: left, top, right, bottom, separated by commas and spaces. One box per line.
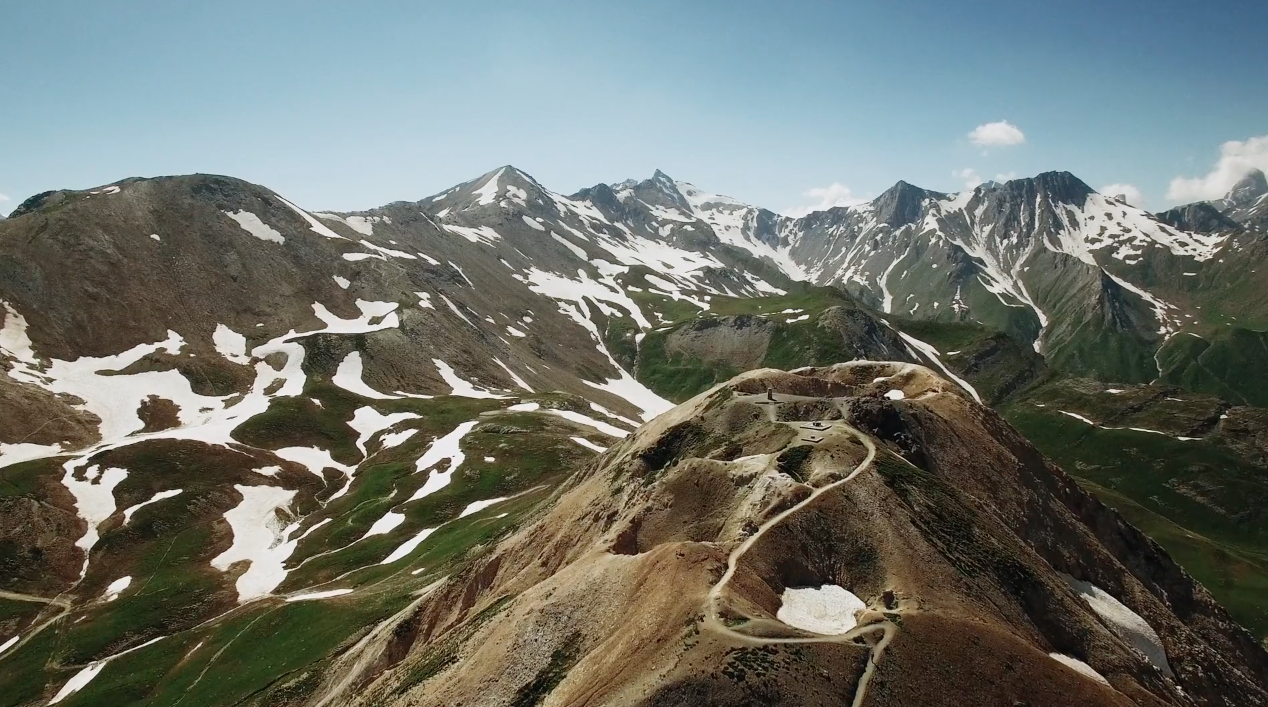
329, 363, 1268, 707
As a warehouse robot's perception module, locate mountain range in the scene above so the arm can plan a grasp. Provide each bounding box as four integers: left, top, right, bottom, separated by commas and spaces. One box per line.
1, 163, 1266, 706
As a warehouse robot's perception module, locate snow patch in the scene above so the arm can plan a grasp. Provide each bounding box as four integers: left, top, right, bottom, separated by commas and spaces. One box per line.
286, 588, 353, 602
0, 300, 39, 366
439, 294, 474, 326
473, 168, 504, 206
589, 402, 639, 428
380, 527, 437, 564
777, 584, 867, 635
449, 261, 474, 287
552, 232, 588, 259
441, 223, 502, 244
213, 324, 249, 365
348, 406, 420, 457
360, 511, 406, 540
102, 575, 132, 601
492, 357, 533, 392
543, 409, 630, 438
273, 447, 357, 500
1048, 654, 1109, 685
433, 359, 508, 399
893, 329, 982, 404
379, 428, 418, 449
333, 351, 399, 400
458, 497, 509, 518
49, 661, 109, 704
276, 196, 346, 240
1062, 575, 1172, 676
408, 421, 479, 501
570, 437, 607, 453
121, 489, 182, 525
209, 484, 299, 603
223, 210, 283, 243
63, 466, 128, 576
0, 442, 64, 470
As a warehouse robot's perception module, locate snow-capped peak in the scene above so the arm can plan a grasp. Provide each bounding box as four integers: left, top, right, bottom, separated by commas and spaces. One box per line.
674, 180, 747, 210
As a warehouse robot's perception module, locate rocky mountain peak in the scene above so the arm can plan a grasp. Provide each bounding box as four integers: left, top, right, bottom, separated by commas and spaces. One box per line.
7, 190, 63, 218
571, 181, 623, 212
873, 180, 942, 227
1206, 168, 1268, 231
422, 164, 551, 214
1226, 168, 1268, 207
6, 174, 278, 222
1030, 170, 1095, 206
643, 169, 694, 212
1156, 201, 1242, 233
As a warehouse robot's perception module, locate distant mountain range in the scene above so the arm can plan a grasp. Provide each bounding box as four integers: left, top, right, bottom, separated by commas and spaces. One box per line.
1, 163, 1266, 706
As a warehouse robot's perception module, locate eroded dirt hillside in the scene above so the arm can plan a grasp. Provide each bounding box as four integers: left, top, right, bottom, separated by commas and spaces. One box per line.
328, 363, 1268, 707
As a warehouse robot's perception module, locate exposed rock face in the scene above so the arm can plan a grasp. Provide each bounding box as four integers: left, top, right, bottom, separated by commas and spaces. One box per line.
872, 180, 942, 228
332, 364, 1268, 707
1156, 202, 1242, 234
1219, 169, 1268, 227
665, 315, 776, 370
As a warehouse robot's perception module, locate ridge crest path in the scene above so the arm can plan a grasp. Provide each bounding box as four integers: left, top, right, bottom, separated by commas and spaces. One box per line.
701, 389, 893, 707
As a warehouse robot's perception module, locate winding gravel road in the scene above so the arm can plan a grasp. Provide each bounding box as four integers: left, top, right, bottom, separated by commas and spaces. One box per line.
702, 392, 895, 707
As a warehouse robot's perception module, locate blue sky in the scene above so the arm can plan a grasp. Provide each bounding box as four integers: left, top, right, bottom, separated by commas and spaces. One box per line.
2, 0, 1265, 216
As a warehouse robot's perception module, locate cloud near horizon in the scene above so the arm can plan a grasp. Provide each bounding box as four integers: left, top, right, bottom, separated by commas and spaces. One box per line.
952, 168, 982, 189
1167, 134, 1268, 202
953, 169, 1020, 190
1099, 183, 1144, 207
783, 183, 869, 217
967, 120, 1026, 147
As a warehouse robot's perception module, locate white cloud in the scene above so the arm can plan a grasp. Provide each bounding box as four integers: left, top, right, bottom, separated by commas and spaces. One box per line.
783, 183, 868, 217
1099, 183, 1144, 208
994, 171, 1018, 182
967, 120, 1026, 147
1167, 134, 1268, 202
952, 168, 982, 189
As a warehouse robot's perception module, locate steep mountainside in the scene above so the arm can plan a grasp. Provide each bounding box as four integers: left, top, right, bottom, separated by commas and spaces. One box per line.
690, 172, 1267, 388
334, 364, 1268, 706
1210, 169, 1268, 232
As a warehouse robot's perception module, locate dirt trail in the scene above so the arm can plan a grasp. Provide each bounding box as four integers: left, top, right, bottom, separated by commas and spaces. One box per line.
0, 590, 70, 606
702, 391, 894, 707
0, 590, 74, 663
